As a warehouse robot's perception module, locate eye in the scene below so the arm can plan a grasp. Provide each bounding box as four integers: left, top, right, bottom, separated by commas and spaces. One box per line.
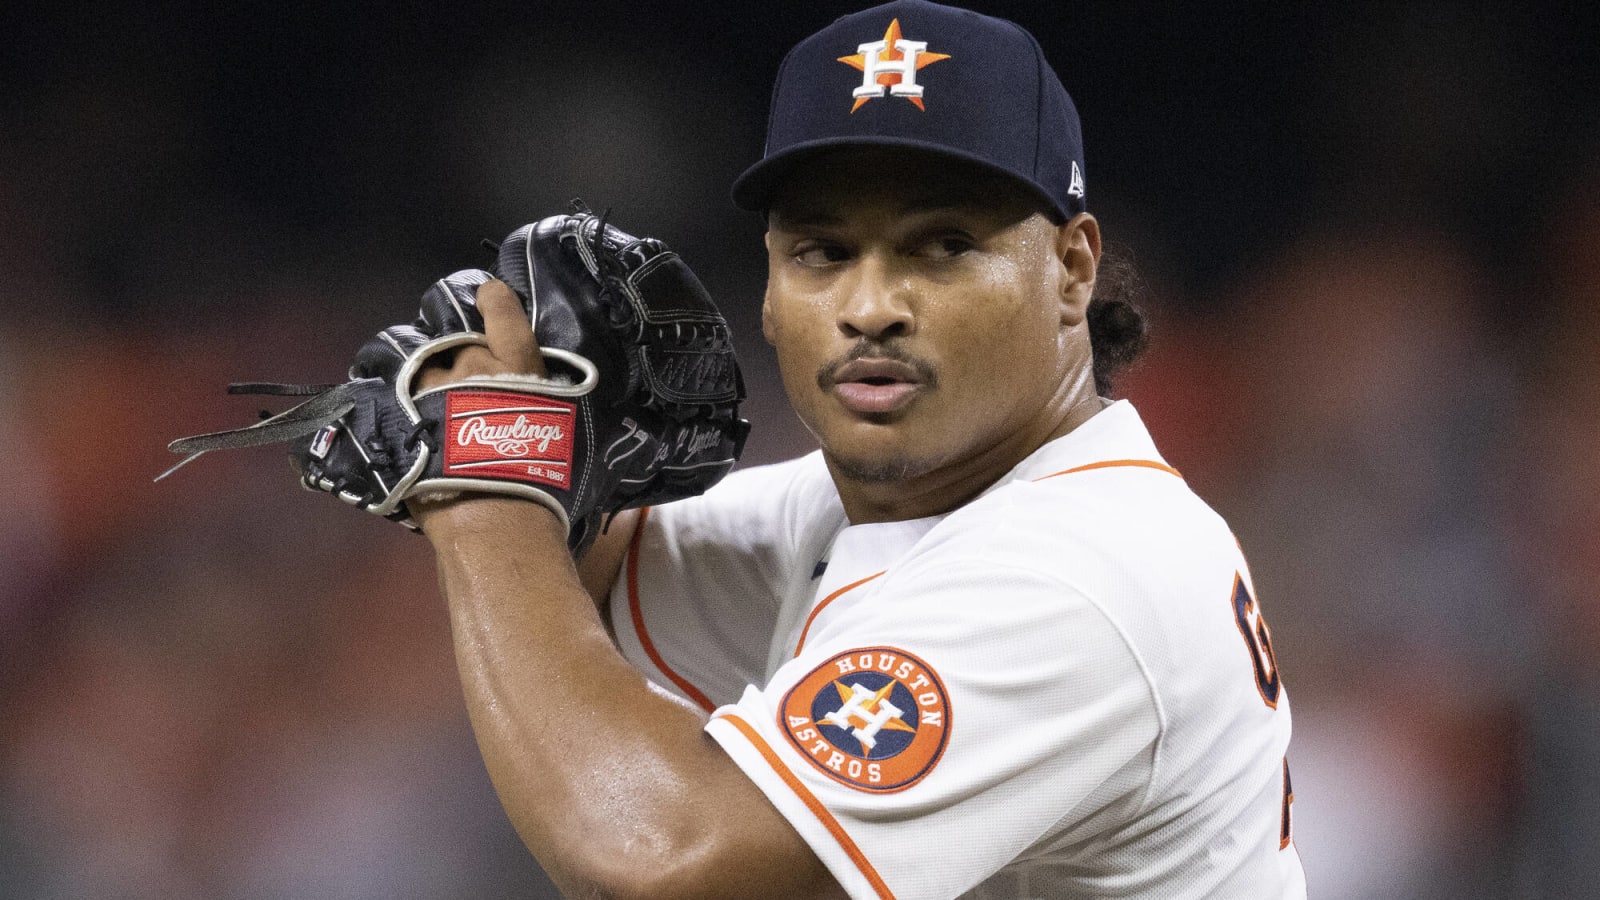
914, 235, 975, 260
793, 241, 852, 267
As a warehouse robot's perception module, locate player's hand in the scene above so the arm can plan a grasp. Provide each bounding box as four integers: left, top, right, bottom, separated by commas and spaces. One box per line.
411, 279, 557, 530
417, 279, 546, 390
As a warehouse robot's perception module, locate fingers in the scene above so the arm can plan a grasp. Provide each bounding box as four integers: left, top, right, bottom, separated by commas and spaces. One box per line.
477, 279, 546, 377
415, 279, 546, 392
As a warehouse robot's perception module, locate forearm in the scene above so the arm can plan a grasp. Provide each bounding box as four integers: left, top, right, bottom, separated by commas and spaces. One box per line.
423, 499, 789, 898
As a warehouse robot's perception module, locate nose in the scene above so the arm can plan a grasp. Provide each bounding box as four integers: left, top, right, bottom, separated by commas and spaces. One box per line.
836, 255, 915, 341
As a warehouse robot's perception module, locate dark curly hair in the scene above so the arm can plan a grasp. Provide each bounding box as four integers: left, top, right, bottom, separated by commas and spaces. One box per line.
1085, 244, 1149, 397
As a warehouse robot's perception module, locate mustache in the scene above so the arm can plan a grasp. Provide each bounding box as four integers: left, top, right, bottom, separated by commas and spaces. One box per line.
815, 340, 939, 390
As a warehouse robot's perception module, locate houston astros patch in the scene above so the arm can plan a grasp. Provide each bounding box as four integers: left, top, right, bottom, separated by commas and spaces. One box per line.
781, 647, 950, 793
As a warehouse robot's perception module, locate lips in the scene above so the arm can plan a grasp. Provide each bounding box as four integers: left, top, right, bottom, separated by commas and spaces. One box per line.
825, 357, 927, 415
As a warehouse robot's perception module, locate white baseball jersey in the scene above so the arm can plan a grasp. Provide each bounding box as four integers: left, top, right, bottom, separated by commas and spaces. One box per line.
607, 401, 1306, 899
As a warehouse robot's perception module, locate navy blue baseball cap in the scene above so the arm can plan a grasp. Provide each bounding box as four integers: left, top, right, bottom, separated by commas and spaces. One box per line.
732, 0, 1087, 221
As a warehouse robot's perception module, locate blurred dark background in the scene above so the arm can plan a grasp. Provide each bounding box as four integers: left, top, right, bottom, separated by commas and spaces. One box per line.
2, 1, 1597, 896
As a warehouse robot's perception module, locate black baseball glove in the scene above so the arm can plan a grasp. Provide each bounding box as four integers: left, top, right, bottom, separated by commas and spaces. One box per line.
162, 206, 749, 553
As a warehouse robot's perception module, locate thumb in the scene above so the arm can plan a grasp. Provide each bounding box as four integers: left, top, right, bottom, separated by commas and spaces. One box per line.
476, 279, 546, 377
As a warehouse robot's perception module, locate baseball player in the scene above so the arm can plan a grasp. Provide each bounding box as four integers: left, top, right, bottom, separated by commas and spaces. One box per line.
241, 1, 1306, 897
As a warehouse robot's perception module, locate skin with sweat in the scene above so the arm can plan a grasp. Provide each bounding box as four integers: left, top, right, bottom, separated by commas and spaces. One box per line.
763, 147, 1103, 523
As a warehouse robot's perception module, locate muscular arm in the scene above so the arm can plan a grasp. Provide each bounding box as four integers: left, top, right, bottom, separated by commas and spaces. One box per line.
425, 500, 843, 900
415, 282, 844, 900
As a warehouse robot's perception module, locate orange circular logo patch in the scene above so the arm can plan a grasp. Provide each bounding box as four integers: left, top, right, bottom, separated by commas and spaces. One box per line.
780, 646, 950, 793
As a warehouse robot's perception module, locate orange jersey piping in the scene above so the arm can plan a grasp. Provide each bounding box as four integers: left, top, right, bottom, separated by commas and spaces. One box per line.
792, 571, 887, 658
1032, 458, 1183, 482
717, 710, 897, 900
626, 507, 716, 713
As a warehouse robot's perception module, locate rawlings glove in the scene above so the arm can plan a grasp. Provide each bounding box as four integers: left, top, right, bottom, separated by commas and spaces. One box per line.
162, 206, 749, 553
348, 266, 494, 385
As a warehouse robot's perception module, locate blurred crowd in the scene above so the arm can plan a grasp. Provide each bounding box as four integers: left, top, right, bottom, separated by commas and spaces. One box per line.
2, 1, 1595, 897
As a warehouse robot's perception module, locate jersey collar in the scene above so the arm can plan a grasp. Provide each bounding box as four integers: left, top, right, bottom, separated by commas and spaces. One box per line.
990, 399, 1173, 491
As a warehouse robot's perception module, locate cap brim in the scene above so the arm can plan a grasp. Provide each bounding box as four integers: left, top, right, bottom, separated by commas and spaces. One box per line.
731, 136, 1075, 222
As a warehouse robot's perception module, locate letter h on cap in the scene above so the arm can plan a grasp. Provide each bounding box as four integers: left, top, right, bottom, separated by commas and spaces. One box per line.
852, 34, 930, 100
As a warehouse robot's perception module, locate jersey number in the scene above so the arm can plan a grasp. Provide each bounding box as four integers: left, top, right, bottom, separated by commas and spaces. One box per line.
1231, 574, 1281, 708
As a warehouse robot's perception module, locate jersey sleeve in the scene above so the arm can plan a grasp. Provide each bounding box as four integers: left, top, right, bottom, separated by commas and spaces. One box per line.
607, 454, 840, 711
703, 553, 1162, 900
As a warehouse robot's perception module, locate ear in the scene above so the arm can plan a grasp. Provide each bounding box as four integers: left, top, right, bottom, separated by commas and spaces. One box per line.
1055, 213, 1101, 328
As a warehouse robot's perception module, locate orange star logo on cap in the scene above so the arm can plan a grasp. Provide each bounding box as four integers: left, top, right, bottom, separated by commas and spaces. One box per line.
838, 18, 951, 113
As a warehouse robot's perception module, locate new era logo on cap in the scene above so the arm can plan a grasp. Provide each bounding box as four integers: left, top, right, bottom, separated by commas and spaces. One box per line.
733, 0, 1088, 221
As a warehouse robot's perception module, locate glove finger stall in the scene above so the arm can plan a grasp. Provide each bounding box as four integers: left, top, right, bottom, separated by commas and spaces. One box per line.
416, 268, 493, 336
352, 325, 433, 382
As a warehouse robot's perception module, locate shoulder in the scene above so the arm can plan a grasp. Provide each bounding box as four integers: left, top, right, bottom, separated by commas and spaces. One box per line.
886, 408, 1252, 701
655, 450, 833, 520
916, 401, 1240, 597
949, 452, 1241, 621
643, 450, 843, 558
988, 454, 1237, 582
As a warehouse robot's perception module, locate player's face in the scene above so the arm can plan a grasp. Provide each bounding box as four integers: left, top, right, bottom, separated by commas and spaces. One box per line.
763, 147, 1100, 517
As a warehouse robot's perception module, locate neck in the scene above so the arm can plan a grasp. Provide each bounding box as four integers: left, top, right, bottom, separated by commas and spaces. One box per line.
830, 385, 1106, 525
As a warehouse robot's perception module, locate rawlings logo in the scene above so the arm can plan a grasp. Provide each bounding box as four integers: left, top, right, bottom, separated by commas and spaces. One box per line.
457, 415, 565, 457
443, 391, 577, 491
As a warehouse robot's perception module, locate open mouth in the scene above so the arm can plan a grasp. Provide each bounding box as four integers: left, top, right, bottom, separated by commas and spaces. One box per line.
825, 357, 930, 415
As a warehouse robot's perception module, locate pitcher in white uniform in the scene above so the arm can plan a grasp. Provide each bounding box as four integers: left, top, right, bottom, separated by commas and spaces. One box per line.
409, 2, 1307, 898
